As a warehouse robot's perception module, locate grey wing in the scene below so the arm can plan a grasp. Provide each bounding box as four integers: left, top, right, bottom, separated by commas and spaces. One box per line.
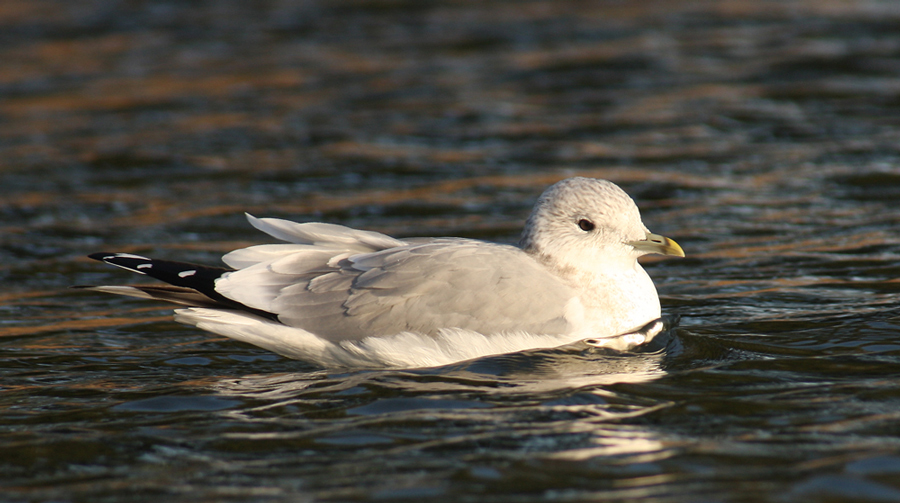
216, 239, 576, 341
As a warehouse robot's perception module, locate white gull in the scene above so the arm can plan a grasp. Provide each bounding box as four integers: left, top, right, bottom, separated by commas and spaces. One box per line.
83, 177, 684, 368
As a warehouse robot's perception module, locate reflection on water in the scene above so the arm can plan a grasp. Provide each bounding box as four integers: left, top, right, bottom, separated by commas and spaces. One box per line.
4, 0, 900, 501
211, 333, 674, 403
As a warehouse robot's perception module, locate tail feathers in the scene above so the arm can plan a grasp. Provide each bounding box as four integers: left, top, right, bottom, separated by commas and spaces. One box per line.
74, 285, 223, 308
85, 252, 278, 321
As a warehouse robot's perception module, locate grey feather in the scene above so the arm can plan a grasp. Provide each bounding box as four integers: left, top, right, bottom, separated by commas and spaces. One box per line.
215, 238, 576, 341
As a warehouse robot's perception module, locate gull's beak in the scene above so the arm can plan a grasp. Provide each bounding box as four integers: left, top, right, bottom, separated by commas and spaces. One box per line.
628, 232, 685, 257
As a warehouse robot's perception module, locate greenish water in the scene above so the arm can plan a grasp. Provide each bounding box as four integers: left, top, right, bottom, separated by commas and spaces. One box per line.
3, 1, 900, 501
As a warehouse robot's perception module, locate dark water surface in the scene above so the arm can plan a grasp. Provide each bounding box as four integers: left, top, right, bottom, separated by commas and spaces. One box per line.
4, 1, 900, 501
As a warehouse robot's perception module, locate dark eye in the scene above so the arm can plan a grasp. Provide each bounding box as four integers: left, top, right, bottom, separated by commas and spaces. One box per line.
578, 219, 595, 232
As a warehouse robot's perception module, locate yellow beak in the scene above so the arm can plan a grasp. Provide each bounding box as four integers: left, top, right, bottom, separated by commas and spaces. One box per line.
627, 232, 685, 257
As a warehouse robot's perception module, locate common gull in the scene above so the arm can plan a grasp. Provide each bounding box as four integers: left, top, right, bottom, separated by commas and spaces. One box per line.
82, 177, 683, 368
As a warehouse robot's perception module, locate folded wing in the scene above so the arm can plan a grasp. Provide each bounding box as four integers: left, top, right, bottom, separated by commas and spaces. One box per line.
214, 217, 576, 341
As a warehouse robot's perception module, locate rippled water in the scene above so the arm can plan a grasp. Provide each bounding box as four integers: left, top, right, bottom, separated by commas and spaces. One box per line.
4, 1, 900, 501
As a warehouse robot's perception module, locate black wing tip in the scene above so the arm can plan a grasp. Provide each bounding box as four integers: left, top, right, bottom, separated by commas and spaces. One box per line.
88, 252, 151, 262
83, 253, 278, 321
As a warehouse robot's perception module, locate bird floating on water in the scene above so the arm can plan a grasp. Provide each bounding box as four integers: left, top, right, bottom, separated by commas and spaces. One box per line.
82, 177, 684, 368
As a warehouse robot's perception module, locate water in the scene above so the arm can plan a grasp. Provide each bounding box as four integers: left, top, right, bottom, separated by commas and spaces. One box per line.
3, 1, 900, 501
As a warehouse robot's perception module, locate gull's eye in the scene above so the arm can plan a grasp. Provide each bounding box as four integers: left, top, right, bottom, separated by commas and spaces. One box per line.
578, 219, 595, 232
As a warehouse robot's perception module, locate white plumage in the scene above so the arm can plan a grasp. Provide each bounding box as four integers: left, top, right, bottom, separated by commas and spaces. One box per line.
85, 177, 684, 368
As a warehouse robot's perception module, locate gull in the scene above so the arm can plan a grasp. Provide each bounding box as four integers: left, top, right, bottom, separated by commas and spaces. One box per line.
82, 177, 684, 368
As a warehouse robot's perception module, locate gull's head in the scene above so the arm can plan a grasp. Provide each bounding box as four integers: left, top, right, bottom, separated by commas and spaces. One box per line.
519, 177, 683, 271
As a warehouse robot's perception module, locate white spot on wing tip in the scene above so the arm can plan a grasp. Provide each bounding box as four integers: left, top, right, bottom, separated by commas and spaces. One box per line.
178, 269, 197, 278
136, 264, 152, 269
112, 253, 151, 260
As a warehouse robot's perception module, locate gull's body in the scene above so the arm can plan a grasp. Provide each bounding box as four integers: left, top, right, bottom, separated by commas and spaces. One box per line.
84, 177, 683, 368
